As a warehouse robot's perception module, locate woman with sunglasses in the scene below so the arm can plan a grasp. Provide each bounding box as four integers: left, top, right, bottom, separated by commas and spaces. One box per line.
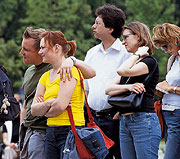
152, 23, 180, 159
105, 21, 161, 159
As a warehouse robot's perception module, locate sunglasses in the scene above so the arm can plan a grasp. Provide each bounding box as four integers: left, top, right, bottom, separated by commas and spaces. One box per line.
122, 34, 135, 41
161, 45, 168, 51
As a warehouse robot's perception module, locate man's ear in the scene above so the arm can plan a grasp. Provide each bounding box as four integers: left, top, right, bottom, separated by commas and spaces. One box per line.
108, 28, 114, 34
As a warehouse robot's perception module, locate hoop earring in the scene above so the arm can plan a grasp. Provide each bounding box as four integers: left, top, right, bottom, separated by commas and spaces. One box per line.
175, 42, 178, 46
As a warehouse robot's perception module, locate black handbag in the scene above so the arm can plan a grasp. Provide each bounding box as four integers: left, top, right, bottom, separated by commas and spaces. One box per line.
108, 57, 157, 111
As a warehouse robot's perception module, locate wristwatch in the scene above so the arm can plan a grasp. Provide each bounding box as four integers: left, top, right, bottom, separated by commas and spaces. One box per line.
173, 86, 178, 94
69, 56, 77, 65
134, 54, 141, 59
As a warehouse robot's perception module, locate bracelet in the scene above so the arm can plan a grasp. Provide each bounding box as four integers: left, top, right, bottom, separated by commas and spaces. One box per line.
173, 86, 178, 94
134, 54, 141, 59
69, 56, 76, 65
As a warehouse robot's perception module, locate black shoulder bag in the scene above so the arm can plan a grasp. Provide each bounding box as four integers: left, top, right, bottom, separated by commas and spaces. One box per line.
108, 57, 158, 111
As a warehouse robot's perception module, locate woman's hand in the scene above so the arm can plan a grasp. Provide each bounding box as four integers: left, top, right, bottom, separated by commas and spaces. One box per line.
156, 80, 173, 93
135, 46, 149, 57
129, 83, 146, 94
113, 112, 120, 120
34, 96, 44, 103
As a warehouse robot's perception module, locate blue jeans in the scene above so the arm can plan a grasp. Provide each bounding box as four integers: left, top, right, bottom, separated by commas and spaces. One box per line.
162, 110, 180, 159
120, 112, 161, 159
45, 126, 83, 159
92, 114, 120, 159
28, 131, 46, 159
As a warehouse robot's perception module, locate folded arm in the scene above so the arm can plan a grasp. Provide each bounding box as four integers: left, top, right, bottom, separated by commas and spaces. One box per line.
31, 83, 55, 116
45, 77, 77, 117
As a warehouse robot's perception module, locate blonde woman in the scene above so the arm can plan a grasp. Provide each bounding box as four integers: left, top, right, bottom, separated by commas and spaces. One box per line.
153, 23, 180, 159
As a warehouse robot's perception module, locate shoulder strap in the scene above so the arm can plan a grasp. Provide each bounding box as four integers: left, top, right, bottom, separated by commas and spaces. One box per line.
126, 56, 158, 86
66, 67, 94, 158
167, 55, 176, 72
143, 57, 158, 86
75, 67, 94, 122
0, 65, 7, 73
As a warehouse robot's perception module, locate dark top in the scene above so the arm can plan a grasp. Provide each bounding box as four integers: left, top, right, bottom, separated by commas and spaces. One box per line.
22, 63, 52, 132
2, 117, 20, 143
120, 56, 159, 113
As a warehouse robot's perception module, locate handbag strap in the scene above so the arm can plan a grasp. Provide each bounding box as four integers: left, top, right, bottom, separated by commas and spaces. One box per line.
67, 106, 79, 138
75, 66, 94, 123
66, 67, 95, 158
125, 56, 158, 87
66, 66, 94, 137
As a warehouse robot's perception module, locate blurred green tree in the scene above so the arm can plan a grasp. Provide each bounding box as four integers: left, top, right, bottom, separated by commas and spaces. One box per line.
0, 39, 24, 92
18, 0, 95, 59
0, 0, 179, 91
124, 0, 176, 81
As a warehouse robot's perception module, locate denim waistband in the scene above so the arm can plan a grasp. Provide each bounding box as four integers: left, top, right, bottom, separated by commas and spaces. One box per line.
120, 112, 156, 119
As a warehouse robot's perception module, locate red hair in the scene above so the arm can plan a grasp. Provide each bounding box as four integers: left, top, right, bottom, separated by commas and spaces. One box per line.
41, 31, 76, 56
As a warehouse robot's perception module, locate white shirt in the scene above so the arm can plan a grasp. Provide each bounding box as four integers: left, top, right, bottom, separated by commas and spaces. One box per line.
84, 38, 131, 111
162, 58, 180, 109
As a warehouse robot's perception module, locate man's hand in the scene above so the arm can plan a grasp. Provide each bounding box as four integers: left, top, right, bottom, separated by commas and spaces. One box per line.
58, 57, 73, 82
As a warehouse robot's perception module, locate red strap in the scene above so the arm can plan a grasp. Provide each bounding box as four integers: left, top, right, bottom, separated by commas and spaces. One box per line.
75, 67, 94, 123
66, 66, 95, 139
67, 106, 78, 138
66, 67, 95, 158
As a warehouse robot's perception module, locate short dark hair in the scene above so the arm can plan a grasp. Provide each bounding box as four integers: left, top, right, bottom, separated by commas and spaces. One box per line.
96, 4, 126, 38
23, 27, 46, 52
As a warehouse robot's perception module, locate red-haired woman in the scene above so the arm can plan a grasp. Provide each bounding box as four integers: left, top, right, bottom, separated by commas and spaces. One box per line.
31, 31, 95, 159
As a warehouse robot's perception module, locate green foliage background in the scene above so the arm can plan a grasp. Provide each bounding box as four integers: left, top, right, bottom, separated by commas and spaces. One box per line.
0, 0, 179, 92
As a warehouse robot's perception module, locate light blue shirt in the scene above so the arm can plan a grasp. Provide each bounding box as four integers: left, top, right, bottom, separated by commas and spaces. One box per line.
84, 38, 131, 111
163, 57, 180, 107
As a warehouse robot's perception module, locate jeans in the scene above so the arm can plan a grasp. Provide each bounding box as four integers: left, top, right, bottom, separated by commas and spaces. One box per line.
28, 131, 46, 159
45, 126, 83, 159
162, 110, 180, 159
92, 114, 120, 159
120, 112, 161, 159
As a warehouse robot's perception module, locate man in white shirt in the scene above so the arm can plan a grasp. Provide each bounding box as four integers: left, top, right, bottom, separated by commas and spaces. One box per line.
84, 5, 130, 159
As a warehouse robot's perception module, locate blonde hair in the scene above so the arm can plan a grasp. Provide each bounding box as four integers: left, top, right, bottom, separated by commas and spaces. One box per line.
23, 27, 46, 52
152, 23, 180, 48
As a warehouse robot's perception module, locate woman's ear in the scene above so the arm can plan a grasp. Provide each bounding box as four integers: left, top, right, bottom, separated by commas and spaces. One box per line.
175, 37, 179, 46
54, 44, 62, 53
